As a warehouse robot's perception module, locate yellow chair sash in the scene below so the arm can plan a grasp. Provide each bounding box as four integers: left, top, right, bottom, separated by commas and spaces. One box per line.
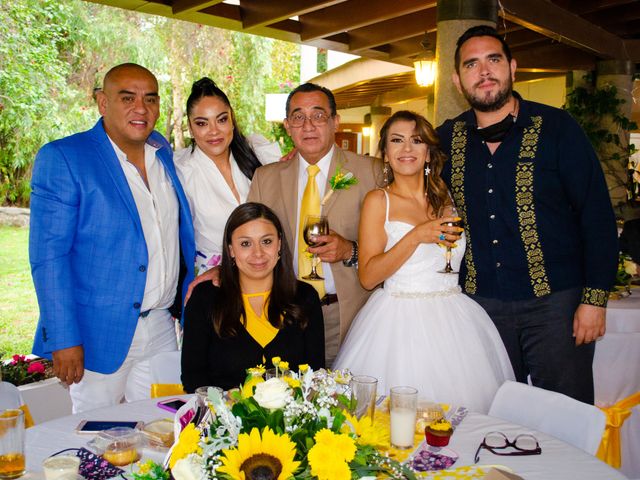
150, 383, 186, 398
596, 391, 640, 468
19, 404, 34, 428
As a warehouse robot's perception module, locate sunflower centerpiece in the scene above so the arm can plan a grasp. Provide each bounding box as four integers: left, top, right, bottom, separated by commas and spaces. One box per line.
160, 358, 416, 480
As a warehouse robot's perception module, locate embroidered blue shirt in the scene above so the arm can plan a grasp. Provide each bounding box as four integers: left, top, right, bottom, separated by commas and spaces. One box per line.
437, 92, 617, 306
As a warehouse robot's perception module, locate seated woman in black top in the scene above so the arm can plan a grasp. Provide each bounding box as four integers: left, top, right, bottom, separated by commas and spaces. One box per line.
181, 202, 325, 392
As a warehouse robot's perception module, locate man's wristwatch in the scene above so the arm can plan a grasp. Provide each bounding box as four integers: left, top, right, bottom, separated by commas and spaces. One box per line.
342, 241, 358, 267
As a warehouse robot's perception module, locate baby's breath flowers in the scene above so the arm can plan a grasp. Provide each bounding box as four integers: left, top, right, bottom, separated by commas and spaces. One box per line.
166, 361, 415, 480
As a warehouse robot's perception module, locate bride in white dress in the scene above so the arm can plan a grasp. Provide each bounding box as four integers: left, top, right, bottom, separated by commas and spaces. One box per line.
334, 111, 514, 413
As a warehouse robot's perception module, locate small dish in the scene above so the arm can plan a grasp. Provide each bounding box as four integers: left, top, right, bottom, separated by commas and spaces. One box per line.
99, 427, 142, 466
142, 419, 174, 449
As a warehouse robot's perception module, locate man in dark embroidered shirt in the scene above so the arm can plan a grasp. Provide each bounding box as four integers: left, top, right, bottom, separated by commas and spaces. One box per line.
437, 26, 617, 404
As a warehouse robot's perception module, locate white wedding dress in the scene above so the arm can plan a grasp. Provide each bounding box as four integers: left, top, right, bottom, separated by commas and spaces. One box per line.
334, 191, 514, 413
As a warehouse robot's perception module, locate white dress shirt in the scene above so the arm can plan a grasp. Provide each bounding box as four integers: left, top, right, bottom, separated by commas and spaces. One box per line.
295, 146, 337, 295
175, 146, 251, 273
109, 138, 180, 311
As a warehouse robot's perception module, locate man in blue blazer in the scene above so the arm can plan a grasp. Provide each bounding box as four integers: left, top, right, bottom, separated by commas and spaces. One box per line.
30, 63, 195, 412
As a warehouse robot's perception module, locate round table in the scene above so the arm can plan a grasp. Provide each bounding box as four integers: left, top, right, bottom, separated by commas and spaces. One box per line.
23, 396, 626, 479
594, 287, 640, 478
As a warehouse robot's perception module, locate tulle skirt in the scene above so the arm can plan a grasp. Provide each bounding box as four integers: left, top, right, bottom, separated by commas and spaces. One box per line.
333, 287, 515, 413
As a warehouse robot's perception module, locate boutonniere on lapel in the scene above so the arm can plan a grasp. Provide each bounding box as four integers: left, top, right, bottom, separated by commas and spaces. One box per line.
321, 165, 358, 205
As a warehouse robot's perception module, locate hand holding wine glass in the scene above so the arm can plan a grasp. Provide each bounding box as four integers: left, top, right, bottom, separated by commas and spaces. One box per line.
303, 215, 329, 280
438, 205, 464, 274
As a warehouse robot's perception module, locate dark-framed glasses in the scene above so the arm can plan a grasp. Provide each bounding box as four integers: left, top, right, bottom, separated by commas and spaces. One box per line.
474, 431, 541, 463
288, 111, 331, 127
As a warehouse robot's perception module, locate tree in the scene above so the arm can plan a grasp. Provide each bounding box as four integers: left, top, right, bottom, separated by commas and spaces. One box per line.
0, 0, 83, 204
0, 0, 300, 206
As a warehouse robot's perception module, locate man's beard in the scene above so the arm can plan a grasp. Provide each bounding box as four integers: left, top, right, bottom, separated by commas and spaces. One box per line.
462, 76, 513, 112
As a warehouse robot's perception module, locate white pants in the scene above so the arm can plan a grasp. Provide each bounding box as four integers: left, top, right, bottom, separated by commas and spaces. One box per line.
70, 309, 177, 413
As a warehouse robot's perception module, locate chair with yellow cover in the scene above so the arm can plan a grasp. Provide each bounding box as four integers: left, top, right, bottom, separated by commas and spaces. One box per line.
149, 351, 185, 398
489, 381, 605, 455
0, 381, 35, 427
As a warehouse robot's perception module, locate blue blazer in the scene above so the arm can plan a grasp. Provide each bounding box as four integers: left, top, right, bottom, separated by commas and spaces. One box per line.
30, 119, 195, 375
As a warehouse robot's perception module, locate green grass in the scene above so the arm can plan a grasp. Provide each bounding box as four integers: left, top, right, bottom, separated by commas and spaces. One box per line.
0, 226, 38, 358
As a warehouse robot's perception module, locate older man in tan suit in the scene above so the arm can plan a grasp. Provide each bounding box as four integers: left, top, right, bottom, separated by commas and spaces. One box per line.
248, 83, 381, 366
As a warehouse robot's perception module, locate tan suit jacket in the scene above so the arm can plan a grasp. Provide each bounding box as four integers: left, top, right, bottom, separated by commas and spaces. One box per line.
247, 147, 382, 342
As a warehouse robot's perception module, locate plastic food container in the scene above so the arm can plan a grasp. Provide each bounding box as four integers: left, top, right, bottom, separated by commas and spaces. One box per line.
99, 427, 142, 466
141, 419, 174, 449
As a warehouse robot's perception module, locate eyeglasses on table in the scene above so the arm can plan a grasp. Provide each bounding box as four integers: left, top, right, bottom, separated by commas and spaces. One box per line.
474, 431, 542, 464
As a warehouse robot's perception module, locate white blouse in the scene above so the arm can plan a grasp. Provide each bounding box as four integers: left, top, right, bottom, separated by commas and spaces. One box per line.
175, 146, 248, 273
175, 141, 279, 274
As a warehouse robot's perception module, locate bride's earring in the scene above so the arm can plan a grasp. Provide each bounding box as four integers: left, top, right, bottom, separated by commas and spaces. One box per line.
424, 162, 431, 197
383, 161, 390, 185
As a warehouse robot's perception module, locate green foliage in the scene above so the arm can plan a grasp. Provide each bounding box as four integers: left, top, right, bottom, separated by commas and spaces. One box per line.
564, 84, 638, 153
0, 0, 82, 204
317, 48, 328, 74
0, 1, 300, 206
564, 83, 638, 205
131, 460, 171, 480
271, 123, 295, 154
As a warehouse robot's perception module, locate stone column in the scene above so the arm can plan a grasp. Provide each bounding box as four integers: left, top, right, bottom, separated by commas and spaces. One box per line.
369, 105, 392, 156
596, 60, 635, 213
434, 0, 497, 125
566, 70, 591, 95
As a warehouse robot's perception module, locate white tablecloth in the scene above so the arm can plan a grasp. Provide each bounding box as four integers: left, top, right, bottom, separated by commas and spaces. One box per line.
24, 397, 625, 479
593, 288, 640, 479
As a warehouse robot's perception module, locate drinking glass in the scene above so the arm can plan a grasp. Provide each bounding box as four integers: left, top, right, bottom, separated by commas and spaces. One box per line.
265, 368, 290, 379
389, 386, 418, 449
195, 386, 223, 403
0, 409, 25, 479
302, 215, 329, 280
438, 204, 463, 274
350, 375, 378, 422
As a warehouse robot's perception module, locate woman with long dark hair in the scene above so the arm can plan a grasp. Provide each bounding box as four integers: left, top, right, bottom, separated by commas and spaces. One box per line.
334, 111, 513, 413
181, 202, 324, 391
175, 77, 279, 274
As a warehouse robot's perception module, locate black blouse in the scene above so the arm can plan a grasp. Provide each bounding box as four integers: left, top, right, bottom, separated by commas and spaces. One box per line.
181, 281, 325, 392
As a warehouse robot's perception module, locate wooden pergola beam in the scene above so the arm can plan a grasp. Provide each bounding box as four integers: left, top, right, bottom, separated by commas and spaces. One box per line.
624, 40, 640, 62
499, 0, 628, 60
299, 0, 430, 42
514, 43, 597, 71
388, 33, 435, 61
239, 0, 343, 30
349, 7, 437, 52
503, 29, 551, 50
172, 0, 223, 16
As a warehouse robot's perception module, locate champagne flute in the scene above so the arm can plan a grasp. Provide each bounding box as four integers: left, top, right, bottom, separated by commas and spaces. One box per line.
438, 205, 464, 274
302, 215, 329, 280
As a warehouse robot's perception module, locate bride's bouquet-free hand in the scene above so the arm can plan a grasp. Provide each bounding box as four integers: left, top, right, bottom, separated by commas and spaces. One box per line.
142, 358, 416, 480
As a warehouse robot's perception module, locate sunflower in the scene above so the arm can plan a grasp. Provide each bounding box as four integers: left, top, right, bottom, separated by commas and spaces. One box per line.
217, 427, 300, 480
341, 411, 390, 448
169, 423, 202, 468
307, 429, 356, 480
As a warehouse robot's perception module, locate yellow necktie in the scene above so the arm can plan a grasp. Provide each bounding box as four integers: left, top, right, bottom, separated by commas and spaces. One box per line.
298, 165, 325, 298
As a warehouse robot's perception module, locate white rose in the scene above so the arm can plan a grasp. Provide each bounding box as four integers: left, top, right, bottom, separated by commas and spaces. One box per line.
253, 377, 291, 409
172, 454, 205, 480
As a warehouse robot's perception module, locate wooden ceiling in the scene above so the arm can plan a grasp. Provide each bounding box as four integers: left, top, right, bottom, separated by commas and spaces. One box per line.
86, 0, 639, 108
